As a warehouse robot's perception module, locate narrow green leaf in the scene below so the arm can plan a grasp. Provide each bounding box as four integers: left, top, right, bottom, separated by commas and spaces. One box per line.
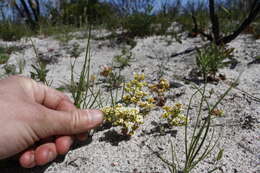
216, 149, 224, 161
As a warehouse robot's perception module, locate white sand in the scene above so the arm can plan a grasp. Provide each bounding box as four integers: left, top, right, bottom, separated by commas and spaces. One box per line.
0, 32, 259, 173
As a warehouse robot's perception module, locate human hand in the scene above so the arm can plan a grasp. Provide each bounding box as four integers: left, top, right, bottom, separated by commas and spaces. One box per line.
0, 76, 103, 168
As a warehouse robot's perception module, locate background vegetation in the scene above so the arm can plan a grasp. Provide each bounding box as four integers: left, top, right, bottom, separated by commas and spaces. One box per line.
0, 0, 259, 41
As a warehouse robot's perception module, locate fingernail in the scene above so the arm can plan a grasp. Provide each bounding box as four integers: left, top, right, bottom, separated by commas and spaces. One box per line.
47, 150, 56, 162
86, 109, 104, 124
28, 152, 34, 163
67, 137, 74, 147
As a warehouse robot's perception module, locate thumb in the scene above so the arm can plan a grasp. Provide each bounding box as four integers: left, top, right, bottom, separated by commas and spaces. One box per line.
36, 107, 103, 137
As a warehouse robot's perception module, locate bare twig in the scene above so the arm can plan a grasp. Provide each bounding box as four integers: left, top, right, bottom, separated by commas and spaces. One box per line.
192, 0, 260, 45
209, 0, 220, 42
170, 43, 211, 58
217, 0, 260, 44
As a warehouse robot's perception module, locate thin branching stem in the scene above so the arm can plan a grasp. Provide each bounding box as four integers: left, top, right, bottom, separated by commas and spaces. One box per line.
185, 90, 200, 164
186, 84, 207, 168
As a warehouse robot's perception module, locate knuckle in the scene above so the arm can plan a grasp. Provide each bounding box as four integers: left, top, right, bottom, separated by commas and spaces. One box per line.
69, 110, 88, 132
13, 75, 36, 90
33, 105, 48, 123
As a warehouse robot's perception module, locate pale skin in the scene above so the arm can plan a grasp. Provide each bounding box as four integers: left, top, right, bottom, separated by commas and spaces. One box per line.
0, 75, 103, 168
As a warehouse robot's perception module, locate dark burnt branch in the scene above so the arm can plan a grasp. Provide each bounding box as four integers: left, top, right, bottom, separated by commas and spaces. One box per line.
191, 14, 198, 33
13, 2, 25, 18
35, 0, 40, 17
170, 0, 259, 58
21, 0, 33, 21
209, 0, 220, 42
170, 43, 210, 58
217, 0, 260, 44
28, 0, 39, 22
170, 47, 197, 58
14, 0, 40, 29
20, 0, 34, 23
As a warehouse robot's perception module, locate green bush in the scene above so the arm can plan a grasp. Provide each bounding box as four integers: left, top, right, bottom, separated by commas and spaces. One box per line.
58, 0, 116, 27
0, 54, 9, 64
0, 47, 10, 64
153, 15, 172, 35
176, 15, 194, 32
252, 21, 260, 39
196, 44, 234, 81
4, 64, 16, 75
123, 13, 154, 37
0, 23, 29, 41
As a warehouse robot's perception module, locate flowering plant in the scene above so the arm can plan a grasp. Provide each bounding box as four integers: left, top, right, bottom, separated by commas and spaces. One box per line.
149, 78, 170, 106
102, 73, 155, 135
102, 74, 187, 136
102, 104, 143, 135
161, 103, 188, 126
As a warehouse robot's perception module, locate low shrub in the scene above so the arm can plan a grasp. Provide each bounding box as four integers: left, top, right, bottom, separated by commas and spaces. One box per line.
252, 21, 260, 39
30, 62, 50, 85
99, 48, 133, 90
196, 44, 234, 81
0, 22, 29, 41
3, 64, 17, 75
0, 45, 25, 65
153, 15, 172, 35
99, 65, 125, 90
113, 48, 133, 69
0, 50, 9, 65
123, 13, 154, 37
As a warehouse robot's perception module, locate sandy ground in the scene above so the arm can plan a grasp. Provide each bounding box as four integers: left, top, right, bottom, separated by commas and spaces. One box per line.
0, 31, 259, 173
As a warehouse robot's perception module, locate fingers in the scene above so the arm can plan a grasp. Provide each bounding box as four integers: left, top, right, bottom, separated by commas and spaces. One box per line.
37, 107, 103, 137
55, 99, 88, 141
34, 143, 57, 166
19, 136, 74, 168
16, 76, 72, 109
54, 99, 76, 154
19, 143, 58, 168
16, 76, 102, 168
19, 99, 75, 168
19, 107, 98, 168
8, 75, 72, 109
17, 76, 101, 139
56, 98, 76, 111
19, 150, 36, 168
33, 82, 73, 109
55, 136, 74, 155
30, 78, 103, 137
